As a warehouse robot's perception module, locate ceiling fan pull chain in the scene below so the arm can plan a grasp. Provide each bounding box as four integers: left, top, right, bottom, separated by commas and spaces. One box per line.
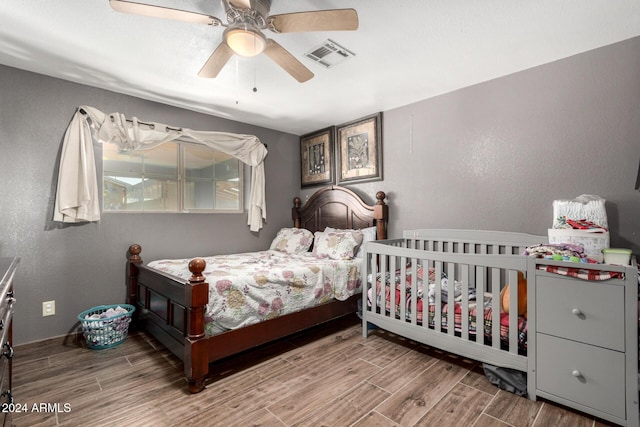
235, 56, 240, 104
253, 55, 258, 93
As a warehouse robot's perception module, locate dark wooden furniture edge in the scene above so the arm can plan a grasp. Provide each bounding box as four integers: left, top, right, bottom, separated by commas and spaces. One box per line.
292, 185, 388, 239
0, 257, 18, 424
126, 185, 388, 393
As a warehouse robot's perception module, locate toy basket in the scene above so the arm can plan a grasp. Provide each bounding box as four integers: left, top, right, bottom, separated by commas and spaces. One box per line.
77, 304, 135, 349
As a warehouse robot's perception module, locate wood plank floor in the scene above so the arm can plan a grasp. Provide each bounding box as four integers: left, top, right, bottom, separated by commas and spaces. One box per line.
12, 314, 616, 427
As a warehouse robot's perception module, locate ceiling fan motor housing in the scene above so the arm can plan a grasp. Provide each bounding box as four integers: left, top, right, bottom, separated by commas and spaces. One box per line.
225, 0, 271, 28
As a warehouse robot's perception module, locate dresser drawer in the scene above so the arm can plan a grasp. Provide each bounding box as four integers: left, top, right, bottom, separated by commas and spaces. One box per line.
536, 333, 626, 418
0, 306, 12, 354
0, 355, 8, 397
536, 275, 625, 351
0, 258, 16, 427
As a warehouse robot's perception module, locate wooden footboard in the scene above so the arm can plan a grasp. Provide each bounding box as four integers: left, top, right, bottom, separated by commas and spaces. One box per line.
127, 244, 209, 393
128, 245, 362, 393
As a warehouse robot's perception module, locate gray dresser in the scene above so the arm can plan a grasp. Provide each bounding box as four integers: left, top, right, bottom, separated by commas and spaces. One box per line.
0, 258, 17, 427
530, 259, 638, 426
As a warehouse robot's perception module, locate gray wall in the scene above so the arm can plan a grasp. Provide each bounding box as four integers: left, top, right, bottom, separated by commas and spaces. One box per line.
317, 37, 640, 252
0, 65, 299, 344
2, 36, 640, 344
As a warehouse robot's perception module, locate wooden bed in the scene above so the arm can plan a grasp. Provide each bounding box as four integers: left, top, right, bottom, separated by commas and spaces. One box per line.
126, 185, 388, 393
362, 229, 639, 426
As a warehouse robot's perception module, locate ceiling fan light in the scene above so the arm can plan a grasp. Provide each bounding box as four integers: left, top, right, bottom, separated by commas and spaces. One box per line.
224, 26, 267, 57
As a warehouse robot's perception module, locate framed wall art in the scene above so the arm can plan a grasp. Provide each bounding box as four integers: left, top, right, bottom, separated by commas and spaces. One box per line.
336, 112, 383, 184
300, 126, 335, 187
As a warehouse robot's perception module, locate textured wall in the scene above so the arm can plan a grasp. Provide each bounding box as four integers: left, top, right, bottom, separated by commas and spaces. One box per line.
0, 66, 299, 344
307, 37, 640, 251
2, 35, 640, 344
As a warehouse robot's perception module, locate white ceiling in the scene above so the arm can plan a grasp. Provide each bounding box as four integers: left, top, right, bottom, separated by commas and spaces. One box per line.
1, 1, 639, 136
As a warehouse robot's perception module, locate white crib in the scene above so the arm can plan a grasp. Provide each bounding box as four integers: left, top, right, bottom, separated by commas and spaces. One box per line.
361, 229, 639, 426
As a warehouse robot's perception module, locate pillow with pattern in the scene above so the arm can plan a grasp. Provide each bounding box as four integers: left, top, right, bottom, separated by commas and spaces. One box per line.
325, 226, 377, 258
269, 228, 314, 254
312, 230, 364, 260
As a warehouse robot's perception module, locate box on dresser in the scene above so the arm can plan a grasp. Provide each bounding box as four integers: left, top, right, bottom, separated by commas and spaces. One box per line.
547, 229, 610, 262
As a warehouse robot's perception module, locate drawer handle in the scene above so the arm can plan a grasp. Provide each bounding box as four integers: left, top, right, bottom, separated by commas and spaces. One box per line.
571, 369, 587, 383
571, 308, 584, 317
2, 343, 13, 360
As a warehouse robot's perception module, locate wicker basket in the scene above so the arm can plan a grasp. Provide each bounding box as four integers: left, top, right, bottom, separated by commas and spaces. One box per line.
78, 304, 135, 349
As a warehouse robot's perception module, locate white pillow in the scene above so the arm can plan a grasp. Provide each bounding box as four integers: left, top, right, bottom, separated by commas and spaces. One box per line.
325, 226, 377, 258
269, 228, 314, 254
312, 230, 364, 260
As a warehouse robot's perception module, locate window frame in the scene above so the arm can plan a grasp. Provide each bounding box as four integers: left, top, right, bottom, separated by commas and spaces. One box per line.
101, 139, 244, 214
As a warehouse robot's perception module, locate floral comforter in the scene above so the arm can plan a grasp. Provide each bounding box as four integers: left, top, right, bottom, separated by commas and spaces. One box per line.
148, 250, 361, 336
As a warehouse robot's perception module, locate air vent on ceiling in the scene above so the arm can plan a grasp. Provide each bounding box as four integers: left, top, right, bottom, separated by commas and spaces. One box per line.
305, 39, 355, 68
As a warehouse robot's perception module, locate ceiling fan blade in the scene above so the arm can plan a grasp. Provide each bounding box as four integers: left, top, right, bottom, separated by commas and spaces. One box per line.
198, 43, 234, 78
269, 9, 358, 33
263, 39, 314, 83
109, 0, 221, 26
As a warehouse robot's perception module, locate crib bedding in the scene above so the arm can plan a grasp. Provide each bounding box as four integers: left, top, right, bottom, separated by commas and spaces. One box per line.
148, 250, 361, 335
536, 263, 624, 280
367, 265, 528, 349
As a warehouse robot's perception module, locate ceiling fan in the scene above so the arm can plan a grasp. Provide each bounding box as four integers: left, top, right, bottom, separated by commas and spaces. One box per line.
109, 0, 359, 83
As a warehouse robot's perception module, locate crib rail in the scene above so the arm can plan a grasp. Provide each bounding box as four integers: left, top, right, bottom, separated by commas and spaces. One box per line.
362, 237, 534, 372
403, 229, 545, 255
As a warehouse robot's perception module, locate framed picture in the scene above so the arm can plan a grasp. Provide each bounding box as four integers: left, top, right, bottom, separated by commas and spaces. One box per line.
300, 126, 335, 187
336, 112, 383, 184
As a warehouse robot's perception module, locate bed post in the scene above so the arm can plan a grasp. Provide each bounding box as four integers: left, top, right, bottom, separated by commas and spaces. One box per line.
184, 258, 209, 393
127, 244, 142, 306
292, 197, 302, 228
374, 191, 388, 240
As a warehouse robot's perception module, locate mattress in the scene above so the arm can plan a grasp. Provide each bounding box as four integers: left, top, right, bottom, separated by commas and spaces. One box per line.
149, 250, 362, 335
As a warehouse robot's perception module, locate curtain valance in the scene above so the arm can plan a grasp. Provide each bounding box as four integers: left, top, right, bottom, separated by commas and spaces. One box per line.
53, 106, 268, 231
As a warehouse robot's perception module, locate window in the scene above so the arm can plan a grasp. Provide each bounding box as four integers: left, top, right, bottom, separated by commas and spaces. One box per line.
102, 140, 243, 213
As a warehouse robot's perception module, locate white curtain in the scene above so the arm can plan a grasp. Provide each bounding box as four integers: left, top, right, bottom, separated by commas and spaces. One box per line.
54, 106, 268, 231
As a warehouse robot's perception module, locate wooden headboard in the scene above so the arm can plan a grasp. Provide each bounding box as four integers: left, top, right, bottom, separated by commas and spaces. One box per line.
292, 185, 388, 240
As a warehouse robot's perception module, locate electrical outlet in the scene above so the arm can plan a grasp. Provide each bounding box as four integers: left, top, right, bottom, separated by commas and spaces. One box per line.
42, 300, 55, 317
